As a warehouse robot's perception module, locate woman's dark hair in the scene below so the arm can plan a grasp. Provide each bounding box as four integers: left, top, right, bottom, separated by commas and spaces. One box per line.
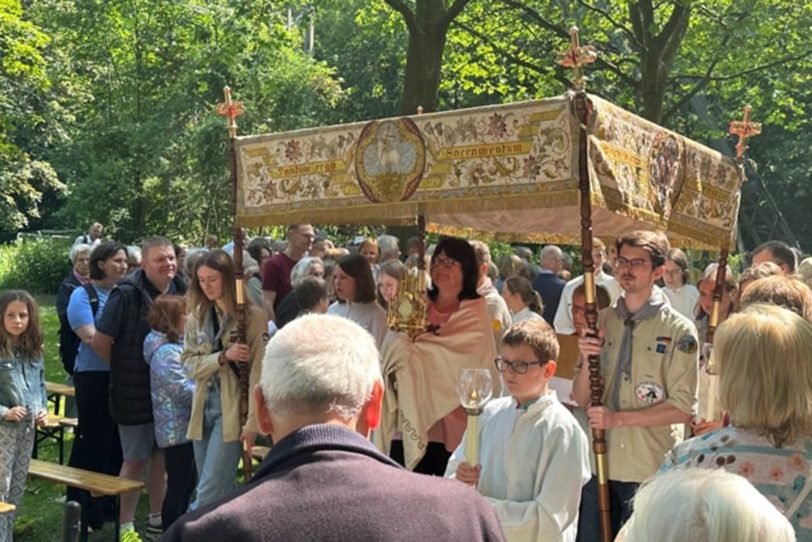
505, 276, 543, 314
147, 295, 187, 343
428, 236, 480, 302
295, 276, 328, 314
89, 241, 129, 281
335, 253, 377, 304
189, 249, 237, 322
666, 248, 691, 285
247, 237, 272, 264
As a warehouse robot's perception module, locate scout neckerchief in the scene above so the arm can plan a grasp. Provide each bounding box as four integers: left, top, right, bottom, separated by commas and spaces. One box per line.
609, 288, 668, 410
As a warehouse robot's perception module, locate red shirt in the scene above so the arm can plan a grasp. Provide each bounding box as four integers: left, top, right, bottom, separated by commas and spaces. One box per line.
261, 253, 297, 311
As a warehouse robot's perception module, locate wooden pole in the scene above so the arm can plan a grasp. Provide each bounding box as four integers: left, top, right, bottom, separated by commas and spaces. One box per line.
219, 86, 252, 481
707, 106, 761, 370
574, 91, 612, 542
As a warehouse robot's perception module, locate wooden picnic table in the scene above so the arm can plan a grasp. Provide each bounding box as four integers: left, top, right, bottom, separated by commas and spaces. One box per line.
29, 459, 144, 542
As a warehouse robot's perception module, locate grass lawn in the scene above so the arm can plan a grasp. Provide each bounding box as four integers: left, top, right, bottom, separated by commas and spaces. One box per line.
14, 296, 151, 542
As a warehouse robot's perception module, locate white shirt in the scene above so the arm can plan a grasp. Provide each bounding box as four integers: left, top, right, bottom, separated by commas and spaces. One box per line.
511, 307, 544, 324
663, 284, 699, 321
478, 277, 512, 347
446, 392, 591, 542
553, 271, 622, 335
327, 301, 387, 350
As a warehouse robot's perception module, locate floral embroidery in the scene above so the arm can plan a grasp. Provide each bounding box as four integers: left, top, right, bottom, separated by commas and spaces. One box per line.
789, 454, 806, 471
284, 140, 302, 162
487, 114, 507, 138
523, 155, 541, 179
739, 461, 755, 477
770, 467, 784, 481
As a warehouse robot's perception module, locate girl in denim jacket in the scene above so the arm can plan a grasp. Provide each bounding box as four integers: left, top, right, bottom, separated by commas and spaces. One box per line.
0, 291, 47, 542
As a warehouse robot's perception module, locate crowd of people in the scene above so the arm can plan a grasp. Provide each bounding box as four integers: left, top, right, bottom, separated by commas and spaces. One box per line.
1, 220, 811, 541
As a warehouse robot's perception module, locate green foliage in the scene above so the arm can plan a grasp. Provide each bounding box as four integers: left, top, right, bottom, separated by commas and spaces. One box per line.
23, 0, 345, 243
0, 238, 71, 294
0, 0, 68, 238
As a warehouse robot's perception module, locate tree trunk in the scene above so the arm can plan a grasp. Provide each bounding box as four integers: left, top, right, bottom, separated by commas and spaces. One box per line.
385, 0, 473, 115
400, 17, 448, 114
629, 0, 691, 123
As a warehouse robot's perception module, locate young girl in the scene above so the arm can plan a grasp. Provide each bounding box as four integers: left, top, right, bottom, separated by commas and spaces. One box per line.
0, 290, 48, 542
144, 295, 196, 530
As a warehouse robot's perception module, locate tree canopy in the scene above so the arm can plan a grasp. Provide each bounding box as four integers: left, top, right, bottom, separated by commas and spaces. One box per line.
2, 0, 810, 250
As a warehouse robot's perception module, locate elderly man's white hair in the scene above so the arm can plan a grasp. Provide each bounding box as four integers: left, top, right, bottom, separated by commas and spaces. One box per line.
539, 244, 562, 262
619, 468, 796, 542
259, 313, 381, 421
377, 234, 400, 259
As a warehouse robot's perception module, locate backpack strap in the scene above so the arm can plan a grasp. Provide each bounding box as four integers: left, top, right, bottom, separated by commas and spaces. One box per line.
83, 283, 100, 316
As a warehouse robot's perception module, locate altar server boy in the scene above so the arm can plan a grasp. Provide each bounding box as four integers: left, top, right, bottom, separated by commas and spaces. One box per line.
446, 319, 591, 542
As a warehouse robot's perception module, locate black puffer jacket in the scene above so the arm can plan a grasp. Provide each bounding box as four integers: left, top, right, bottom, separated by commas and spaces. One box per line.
105, 270, 186, 425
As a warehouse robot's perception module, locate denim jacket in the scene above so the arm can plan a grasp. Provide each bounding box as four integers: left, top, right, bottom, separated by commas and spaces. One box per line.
144, 331, 195, 448
0, 351, 47, 426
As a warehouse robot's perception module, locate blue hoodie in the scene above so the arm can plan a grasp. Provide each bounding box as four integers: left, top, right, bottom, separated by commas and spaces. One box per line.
143, 330, 194, 448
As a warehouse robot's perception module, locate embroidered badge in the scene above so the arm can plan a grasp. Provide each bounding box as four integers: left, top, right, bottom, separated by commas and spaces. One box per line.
656, 336, 672, 343
677, 334, 698, 354
491, 319, 502, 332
656, 343, 667, 354
635, 382, 665, 404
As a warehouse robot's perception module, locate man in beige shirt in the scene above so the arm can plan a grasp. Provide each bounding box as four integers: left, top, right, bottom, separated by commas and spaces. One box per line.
572, 230, 698, 541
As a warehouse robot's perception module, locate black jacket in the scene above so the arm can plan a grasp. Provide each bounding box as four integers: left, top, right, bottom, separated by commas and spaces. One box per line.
56, 271, 83, 375
162, 424, 505, 542
98, 270, 186, 425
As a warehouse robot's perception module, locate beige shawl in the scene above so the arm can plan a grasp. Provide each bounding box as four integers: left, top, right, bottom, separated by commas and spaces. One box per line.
375, 297, 498, 470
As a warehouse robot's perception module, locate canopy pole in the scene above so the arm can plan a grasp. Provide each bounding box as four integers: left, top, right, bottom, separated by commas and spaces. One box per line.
218, 86, 253, 481
562, 25, 611, 542
574, 91, 611, 542
707, 105, 762, 370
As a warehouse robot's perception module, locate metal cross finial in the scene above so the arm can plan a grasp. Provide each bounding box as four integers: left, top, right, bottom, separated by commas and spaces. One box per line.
216, 86, 245, 139
557, 26, 598, 91
728, 105, 761, 161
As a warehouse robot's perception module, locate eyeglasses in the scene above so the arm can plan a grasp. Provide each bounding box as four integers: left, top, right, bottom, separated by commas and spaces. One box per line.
494, 357, 546, 374
613, 257, 650, 270
431, 257, 460, 269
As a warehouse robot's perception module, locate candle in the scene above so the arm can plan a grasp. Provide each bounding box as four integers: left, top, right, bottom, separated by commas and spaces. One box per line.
457, 368, 493, 467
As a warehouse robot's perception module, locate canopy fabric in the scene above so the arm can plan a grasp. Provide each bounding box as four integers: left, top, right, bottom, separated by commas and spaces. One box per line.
234, 92, 741, 249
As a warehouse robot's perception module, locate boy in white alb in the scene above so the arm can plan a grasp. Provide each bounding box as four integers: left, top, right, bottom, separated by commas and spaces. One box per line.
446, 319, 591, 542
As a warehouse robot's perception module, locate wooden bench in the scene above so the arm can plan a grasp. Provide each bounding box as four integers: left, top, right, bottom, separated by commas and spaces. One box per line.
0, 501, 15, 515
45, 381, 76, 416
33, 415, 71, 464
28, 459, 144, 542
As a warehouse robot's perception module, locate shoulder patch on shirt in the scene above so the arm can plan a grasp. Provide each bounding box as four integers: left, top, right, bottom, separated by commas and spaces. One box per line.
677, 334, 698, 354
491, 319, 502, 332
635, 382, 665, 404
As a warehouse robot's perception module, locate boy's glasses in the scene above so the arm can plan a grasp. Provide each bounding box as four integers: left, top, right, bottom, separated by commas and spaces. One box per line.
494, 357, 546, 374
613, 257, 649, 270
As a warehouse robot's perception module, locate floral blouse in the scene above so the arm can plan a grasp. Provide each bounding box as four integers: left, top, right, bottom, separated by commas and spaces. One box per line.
660, 425, 812, 540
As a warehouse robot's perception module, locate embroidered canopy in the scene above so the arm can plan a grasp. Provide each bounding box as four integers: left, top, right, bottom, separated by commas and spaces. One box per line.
233, 93, 741, 250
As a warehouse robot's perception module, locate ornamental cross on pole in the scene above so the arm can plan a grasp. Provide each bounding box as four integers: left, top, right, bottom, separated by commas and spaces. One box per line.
217, 86, 244, 139
557, 26, 597, 91
728, 105, 761, 161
